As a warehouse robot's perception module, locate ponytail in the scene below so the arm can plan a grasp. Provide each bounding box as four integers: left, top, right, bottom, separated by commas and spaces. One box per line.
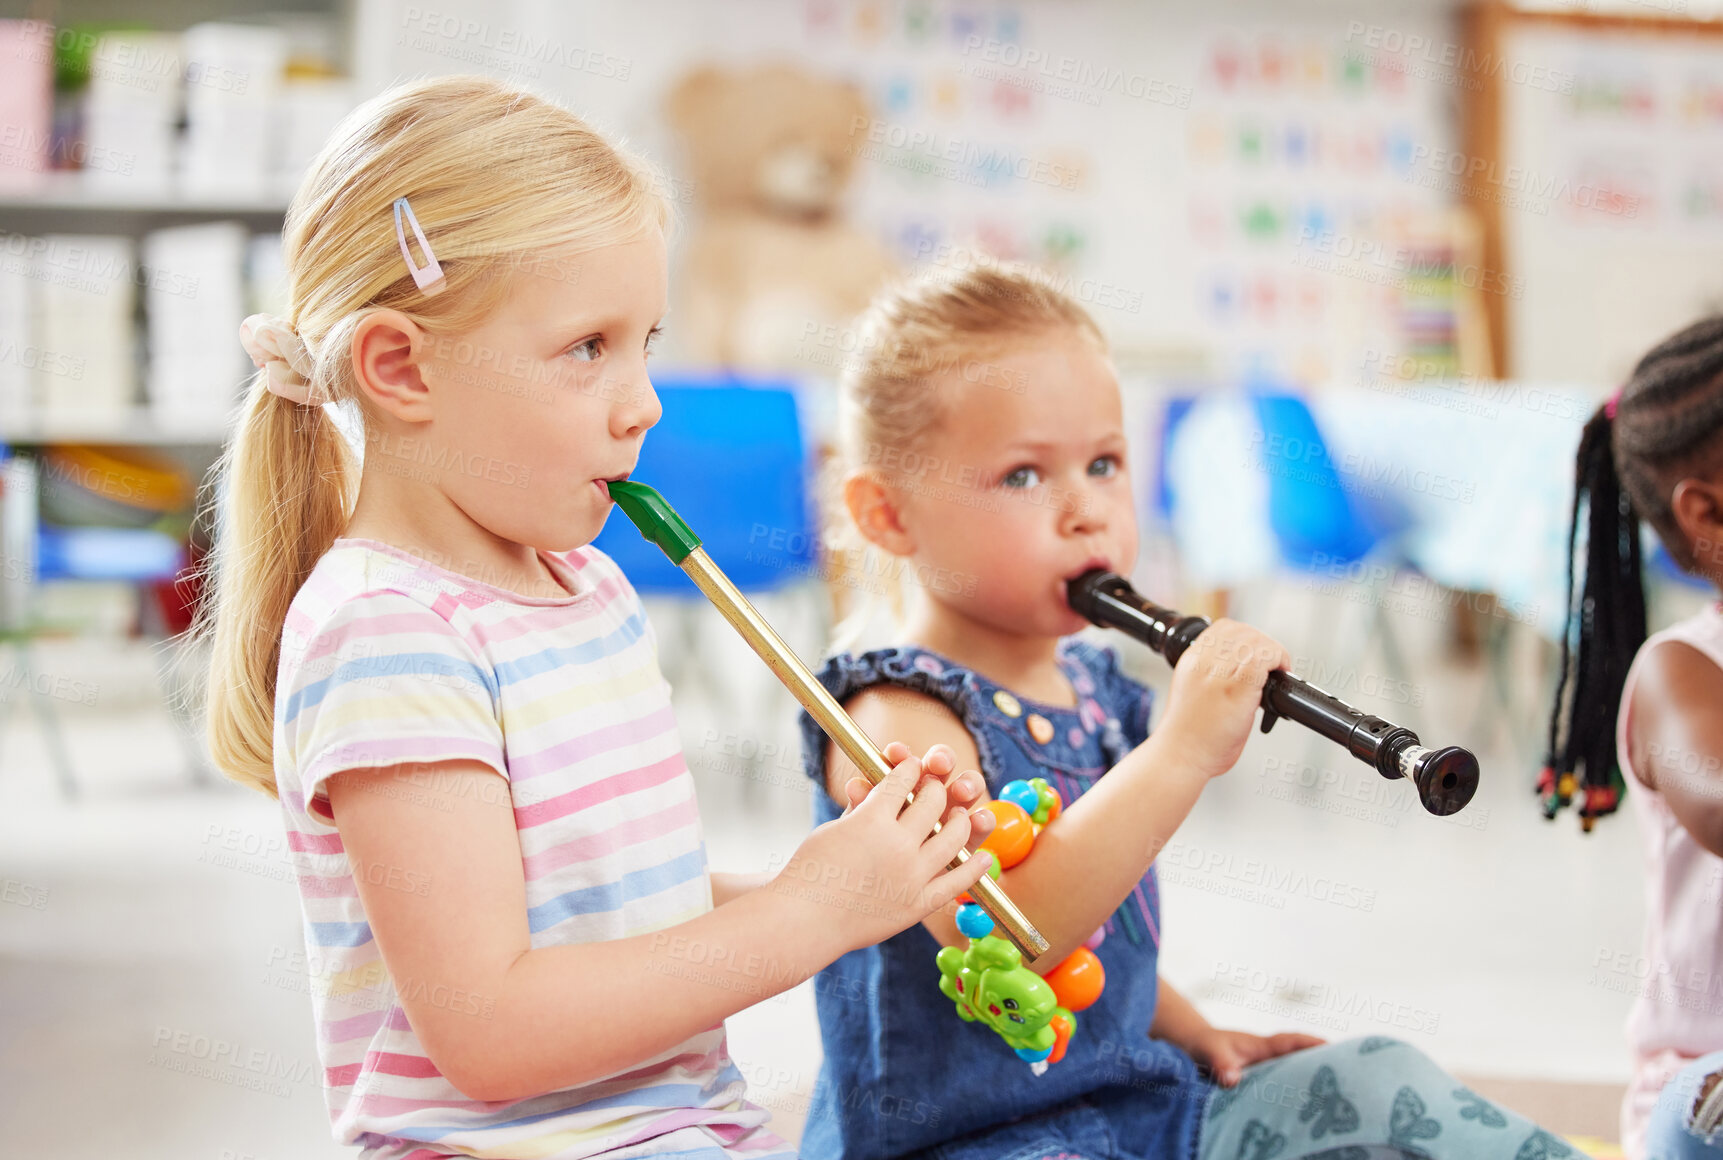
1540, 402, 1645, 830
199, 381, 358, 796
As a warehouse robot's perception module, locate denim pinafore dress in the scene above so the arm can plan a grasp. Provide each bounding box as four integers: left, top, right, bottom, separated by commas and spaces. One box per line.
795, 639, 1210, 1160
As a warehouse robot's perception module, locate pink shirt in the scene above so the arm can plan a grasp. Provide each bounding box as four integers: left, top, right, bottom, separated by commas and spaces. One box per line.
273, 538, 792, 1160
1615, 602, 1723, 1158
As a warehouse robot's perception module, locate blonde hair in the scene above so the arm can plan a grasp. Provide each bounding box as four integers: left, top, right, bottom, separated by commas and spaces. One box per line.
825, 262, 1108, 647
193, 76, 668, 796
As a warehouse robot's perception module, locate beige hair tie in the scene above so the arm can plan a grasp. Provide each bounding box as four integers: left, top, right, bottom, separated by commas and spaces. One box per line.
239, 313, 326, 406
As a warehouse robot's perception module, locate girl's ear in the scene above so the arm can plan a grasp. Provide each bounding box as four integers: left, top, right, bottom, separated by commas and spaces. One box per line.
844, 472, 917, 557
1672, 476, 1723, 573
351, 309, 432, 421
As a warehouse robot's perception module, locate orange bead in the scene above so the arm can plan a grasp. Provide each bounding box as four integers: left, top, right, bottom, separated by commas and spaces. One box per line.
977, 799, 1035, 869
1045, 946, 1105, 1012
1047, 1013, 1072, 1064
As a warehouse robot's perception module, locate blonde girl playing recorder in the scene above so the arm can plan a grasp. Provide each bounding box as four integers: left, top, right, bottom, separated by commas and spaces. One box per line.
195, 76, 998, 1160
798, 265, 1587, 1160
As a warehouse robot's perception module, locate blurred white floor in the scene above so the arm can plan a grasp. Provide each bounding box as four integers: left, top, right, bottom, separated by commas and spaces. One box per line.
0, 575, 1677, 1157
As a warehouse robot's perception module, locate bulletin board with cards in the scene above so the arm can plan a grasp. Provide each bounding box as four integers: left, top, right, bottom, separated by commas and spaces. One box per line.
1465, 4, 1723, 385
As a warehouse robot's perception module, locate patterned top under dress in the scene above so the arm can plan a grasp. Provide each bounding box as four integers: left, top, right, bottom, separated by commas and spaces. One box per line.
273, 537, 794, 1160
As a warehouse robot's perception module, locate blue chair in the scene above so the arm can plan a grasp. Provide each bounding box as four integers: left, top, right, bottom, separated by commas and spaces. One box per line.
35, 526, 185, 583
592, 375, 815, 592
591, 375, 818, 803
1249, 391, 1391, 568
1152, 393, 1199, 525
1650, 540, 1713, 591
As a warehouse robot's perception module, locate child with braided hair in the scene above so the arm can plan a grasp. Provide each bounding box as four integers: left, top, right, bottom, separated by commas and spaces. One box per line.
1543, 316, 1723, 1159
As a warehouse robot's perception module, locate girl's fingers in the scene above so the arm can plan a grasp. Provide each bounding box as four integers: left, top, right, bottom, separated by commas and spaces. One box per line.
965, 801, 995, 849
897, 771, 948, 837
927, 850, 991, 911
843, 776, 869, 811
856, 753, 921, 819
919, 804, 971, 870
946, 769, 986, 806
920, 743, 955, 779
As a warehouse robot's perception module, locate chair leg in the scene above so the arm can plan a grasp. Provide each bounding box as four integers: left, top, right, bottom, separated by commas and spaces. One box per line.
1, 640, 79, 800
1368, 580, 1427, 740
1293, 570, 1376, 781
29, 663, 79, 800
1469, 611, 1532, 770
1294, 564, 1426, 781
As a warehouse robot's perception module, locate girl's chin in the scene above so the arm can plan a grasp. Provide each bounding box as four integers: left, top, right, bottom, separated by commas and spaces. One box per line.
1054, 606, 1093, 636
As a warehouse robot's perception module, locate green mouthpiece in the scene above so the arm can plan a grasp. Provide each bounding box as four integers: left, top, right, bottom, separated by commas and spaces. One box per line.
606, 479, 702, 565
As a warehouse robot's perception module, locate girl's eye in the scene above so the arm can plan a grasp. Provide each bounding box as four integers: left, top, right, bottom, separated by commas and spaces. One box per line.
1088, 455, 1121, 478
644, 326, 663, 358
1001, 466, 1042, 489
565, 336, 603, 362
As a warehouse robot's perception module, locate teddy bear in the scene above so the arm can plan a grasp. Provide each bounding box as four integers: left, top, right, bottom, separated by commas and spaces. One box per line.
664, 63, 898, 373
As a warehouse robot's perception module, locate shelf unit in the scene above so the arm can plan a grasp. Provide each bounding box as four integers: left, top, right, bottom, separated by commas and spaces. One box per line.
0, 201, 291, 260
0, 0, 352, 793
0, 180, 287, 447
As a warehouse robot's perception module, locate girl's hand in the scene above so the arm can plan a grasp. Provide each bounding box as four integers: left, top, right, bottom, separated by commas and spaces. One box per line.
1189, 1027, 1326, 1087
776, 742, 994, 954
1157, 620, 1290, 779
836, 741, 997, 851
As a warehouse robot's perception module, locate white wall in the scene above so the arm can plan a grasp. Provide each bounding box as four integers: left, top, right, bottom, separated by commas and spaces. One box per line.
360, 0, 1464, 386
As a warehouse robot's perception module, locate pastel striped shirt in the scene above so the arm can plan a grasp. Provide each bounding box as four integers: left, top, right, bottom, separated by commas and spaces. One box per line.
273, 537, 792, 1160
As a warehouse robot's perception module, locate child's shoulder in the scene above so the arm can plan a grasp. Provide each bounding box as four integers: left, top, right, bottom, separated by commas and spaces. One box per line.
277, 541, 481, 687
814, 643, 974, 706
279, 540, 647, 687
811, 637, 1137, 712
285, 539, 464, 634
287, 539, 634, 624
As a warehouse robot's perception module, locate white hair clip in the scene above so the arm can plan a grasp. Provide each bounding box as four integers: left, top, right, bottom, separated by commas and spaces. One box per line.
393, 196, 446, 296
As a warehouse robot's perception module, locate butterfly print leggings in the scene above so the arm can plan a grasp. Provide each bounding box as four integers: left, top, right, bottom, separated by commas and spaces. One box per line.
1197, 1037, 1591, 1160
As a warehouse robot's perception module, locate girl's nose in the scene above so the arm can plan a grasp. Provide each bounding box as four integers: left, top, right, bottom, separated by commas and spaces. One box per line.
613, 372, 662, 438
1060, 483, 1105, 536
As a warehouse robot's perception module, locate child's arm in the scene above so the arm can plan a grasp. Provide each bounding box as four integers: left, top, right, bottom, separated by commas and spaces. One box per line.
827, 621, 1289, 969
327, 744, 989, 1103
710, 872, 772, 905
1628, 639, 1723, 856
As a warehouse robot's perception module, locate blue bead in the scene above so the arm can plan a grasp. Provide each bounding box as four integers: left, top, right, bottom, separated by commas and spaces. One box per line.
955, 903, 994, 939
1014, 1045, 1052, 1062
1000, 781, 1040, 814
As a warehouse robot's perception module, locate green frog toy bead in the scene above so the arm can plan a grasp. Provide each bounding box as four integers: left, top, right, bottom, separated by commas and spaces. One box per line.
935, 779, 1106, 1074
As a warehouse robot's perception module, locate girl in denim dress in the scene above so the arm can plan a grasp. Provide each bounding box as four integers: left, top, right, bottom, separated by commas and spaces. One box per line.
796, 265, 1587, 1160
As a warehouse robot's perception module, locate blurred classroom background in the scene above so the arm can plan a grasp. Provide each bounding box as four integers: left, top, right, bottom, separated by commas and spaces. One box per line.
2, 0, 1720, 1156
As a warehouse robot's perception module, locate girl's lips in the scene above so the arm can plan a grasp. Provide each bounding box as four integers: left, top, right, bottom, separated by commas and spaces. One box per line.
594, 473, 631, 499
1065, 557, 1112, 582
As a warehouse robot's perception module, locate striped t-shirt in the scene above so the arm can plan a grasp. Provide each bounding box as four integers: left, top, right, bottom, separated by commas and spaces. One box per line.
273, 537, 792, 1160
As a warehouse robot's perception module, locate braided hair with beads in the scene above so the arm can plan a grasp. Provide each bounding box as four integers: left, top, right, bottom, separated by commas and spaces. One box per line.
1543, 315, 1723, 830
